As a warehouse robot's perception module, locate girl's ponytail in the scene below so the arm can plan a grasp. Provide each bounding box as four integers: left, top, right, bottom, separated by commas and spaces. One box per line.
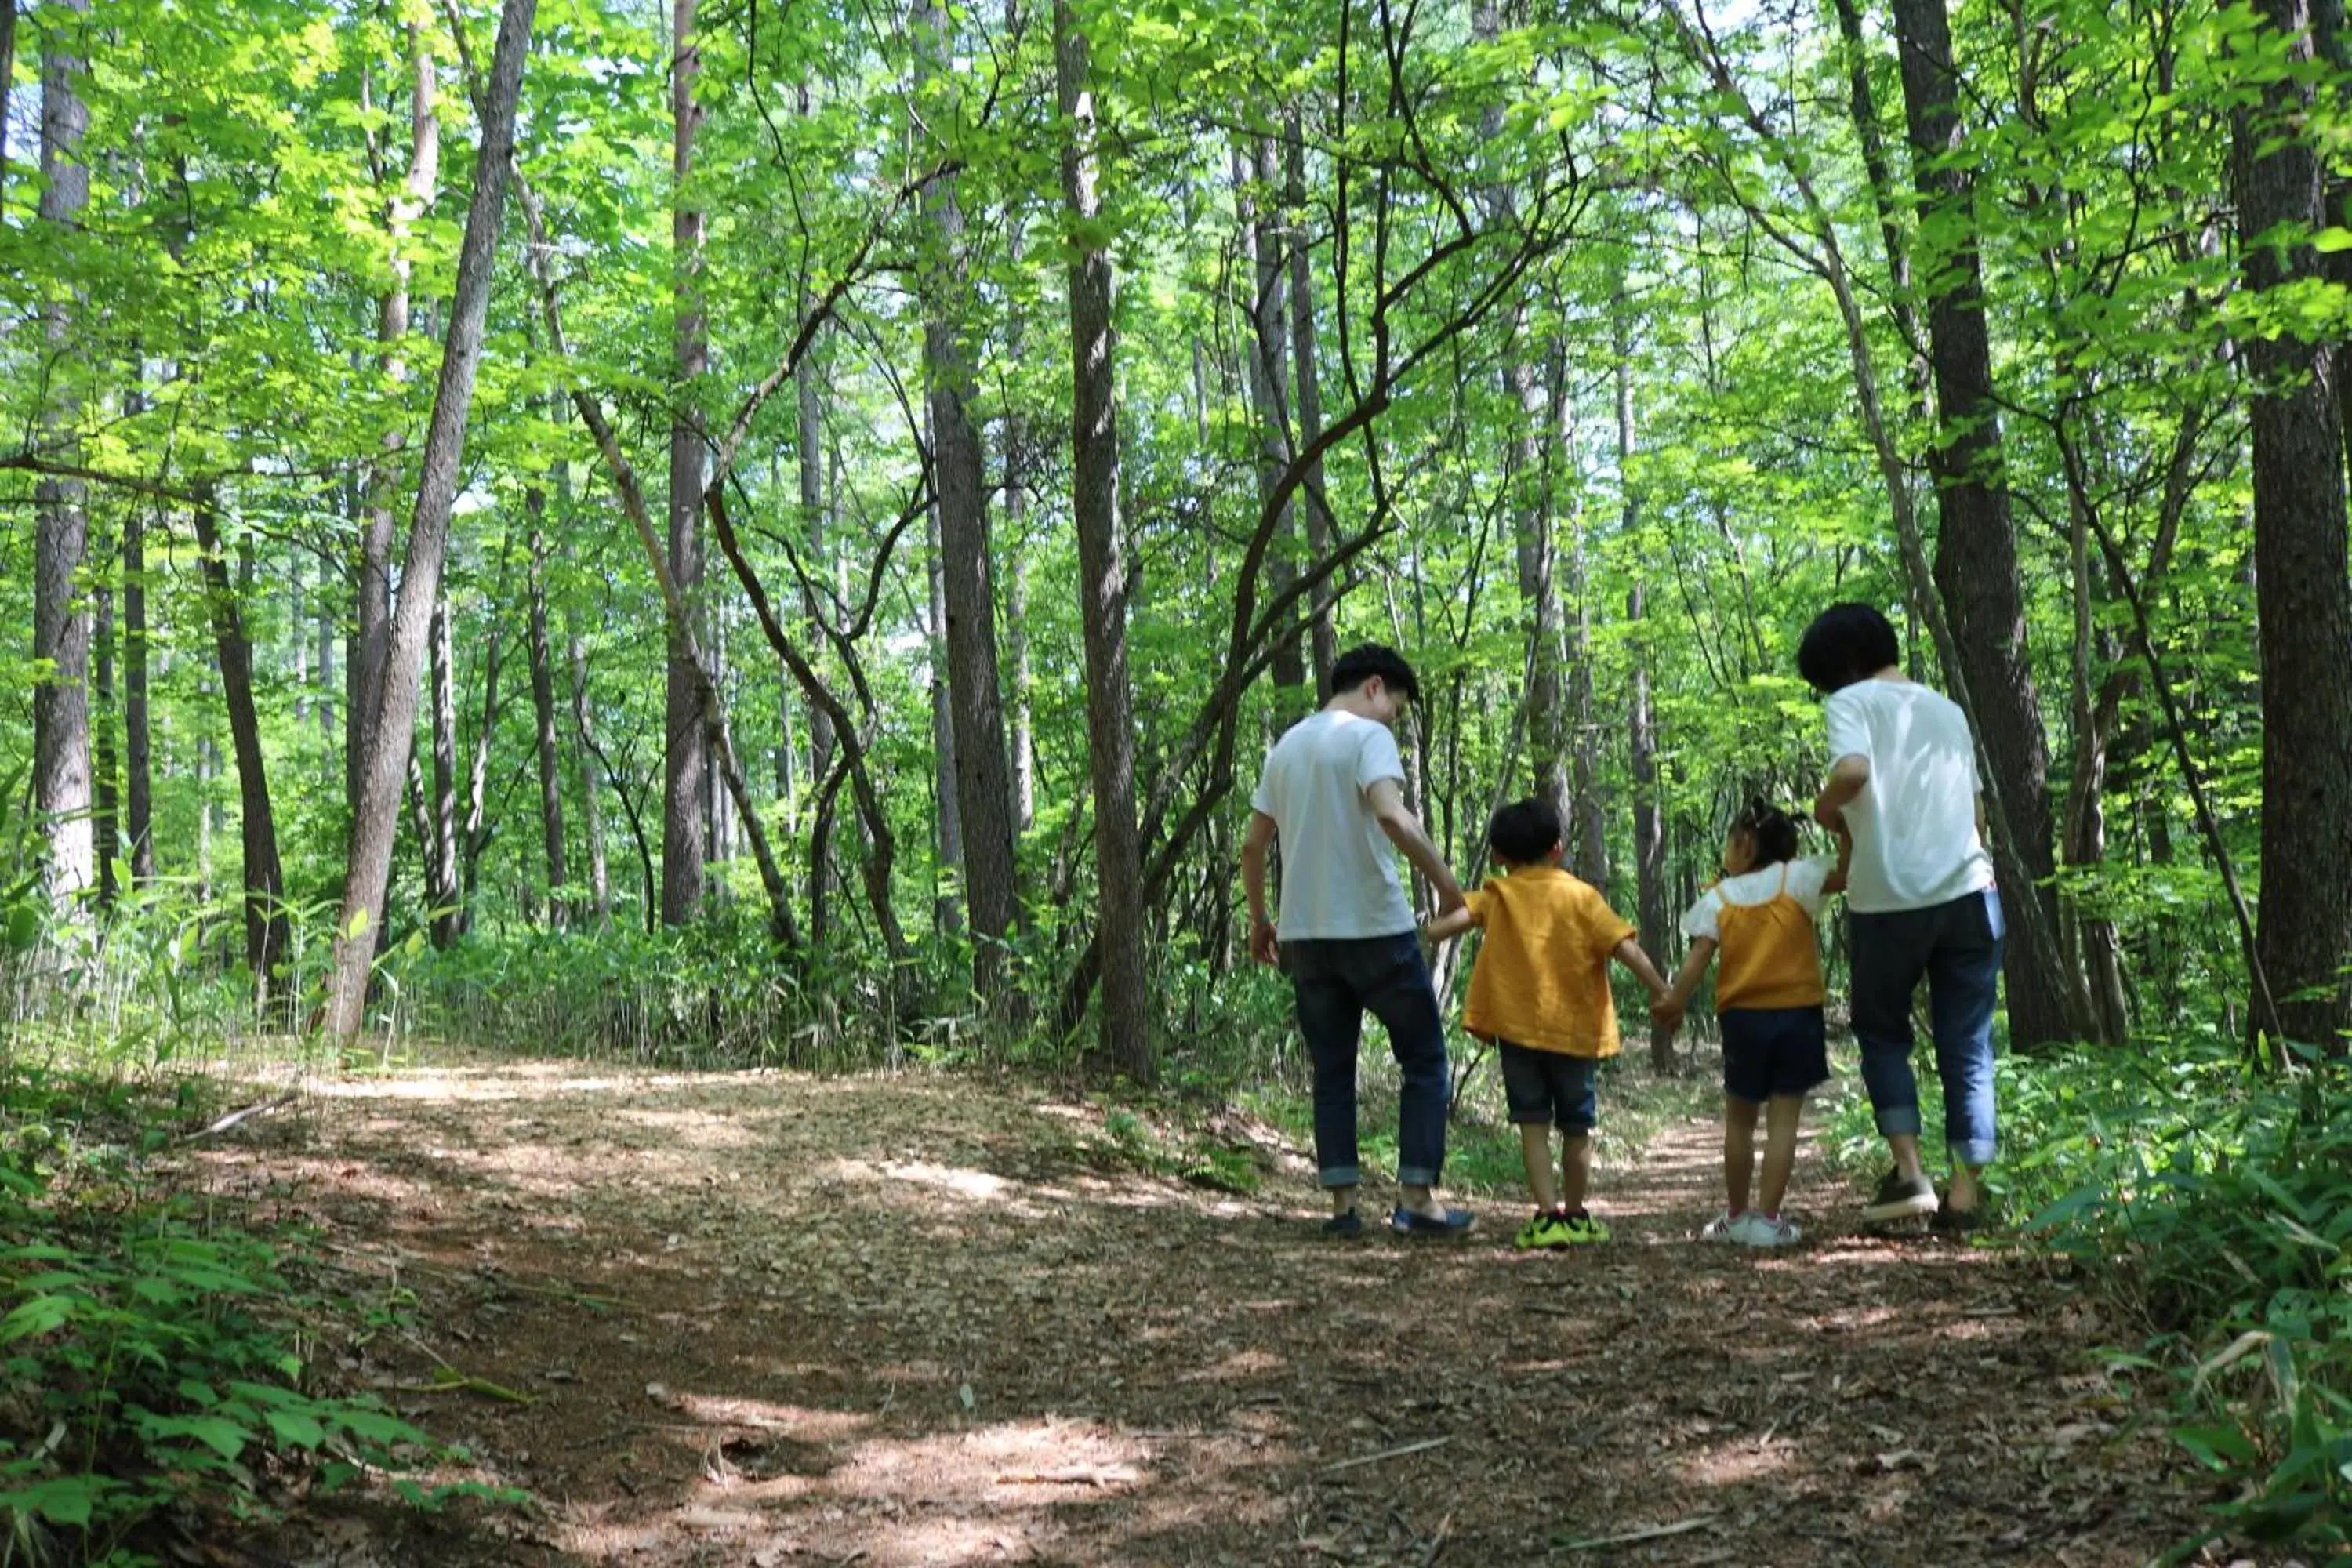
1733, 798, 1802, 865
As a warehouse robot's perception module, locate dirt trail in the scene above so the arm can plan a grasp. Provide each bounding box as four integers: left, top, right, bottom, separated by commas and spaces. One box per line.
193, 1061, 2241, 1566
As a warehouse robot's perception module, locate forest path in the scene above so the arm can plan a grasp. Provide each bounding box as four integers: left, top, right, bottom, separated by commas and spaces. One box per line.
197, 1058, 2239, 1566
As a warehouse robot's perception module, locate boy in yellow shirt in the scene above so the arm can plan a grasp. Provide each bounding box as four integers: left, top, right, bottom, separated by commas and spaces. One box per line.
1426, 799, 1671, 1248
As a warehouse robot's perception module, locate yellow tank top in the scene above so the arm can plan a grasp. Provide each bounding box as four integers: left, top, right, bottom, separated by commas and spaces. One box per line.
1713, 862, 1826, 1010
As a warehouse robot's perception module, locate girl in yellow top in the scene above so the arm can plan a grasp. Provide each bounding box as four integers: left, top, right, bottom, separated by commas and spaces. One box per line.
1425, 799, 1671, 1250
1655, 802, 1849, 1247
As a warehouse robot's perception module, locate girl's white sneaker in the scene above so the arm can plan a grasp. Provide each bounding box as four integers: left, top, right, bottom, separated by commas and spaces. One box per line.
1733, 1211, 1802, 1247
1700, 1210, 1746, 1241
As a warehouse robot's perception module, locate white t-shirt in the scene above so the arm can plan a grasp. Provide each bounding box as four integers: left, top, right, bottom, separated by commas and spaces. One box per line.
1680, 855, 1836, 942
1249, 710, 1417, 939
1823, 678, 1996, 913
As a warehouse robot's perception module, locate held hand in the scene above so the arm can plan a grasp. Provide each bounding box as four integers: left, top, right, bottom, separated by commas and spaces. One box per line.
1434, 884, 1468, 917
1812, 790, 1844, 834
1651, 997, 1685, 1030
1250, 917, 1281, 967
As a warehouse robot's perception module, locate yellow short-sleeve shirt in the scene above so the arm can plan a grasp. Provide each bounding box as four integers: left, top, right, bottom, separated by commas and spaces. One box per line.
1461, 866, 1636, 1058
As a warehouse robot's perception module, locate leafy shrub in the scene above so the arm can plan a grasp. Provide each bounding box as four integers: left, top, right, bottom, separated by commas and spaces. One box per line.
0, 1079, 486, 1563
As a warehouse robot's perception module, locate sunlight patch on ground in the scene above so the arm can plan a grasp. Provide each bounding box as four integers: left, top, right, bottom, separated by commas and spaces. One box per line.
822, 1155, 1023, 1206
1679, 1432, 1801, 1487
671, 1391, 874, 1442
1179, 1348, 1287, 1383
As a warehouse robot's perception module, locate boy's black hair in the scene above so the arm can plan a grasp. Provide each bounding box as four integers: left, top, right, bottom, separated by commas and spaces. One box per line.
1488, 797, 1563, 867
1797, 602, 1901, 693
1732, 799, 1802, 866
1328, 643, 1421, 706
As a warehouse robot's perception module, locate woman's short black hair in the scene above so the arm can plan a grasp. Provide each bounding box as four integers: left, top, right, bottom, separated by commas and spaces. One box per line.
1329, 644, 1421, 706
1732, 799, 1801, 866
1797, 602, 1901, 693
1488, 798, 1563, 867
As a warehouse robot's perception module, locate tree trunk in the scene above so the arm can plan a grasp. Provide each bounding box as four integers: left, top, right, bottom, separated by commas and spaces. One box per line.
913, 0, 1020, 996
2234, 0, 2352, 1053
926, 489, 965, 936
1000, 185, 1040, 864
93, 567, 118, 910
796, 299, 836, 931
1475, 0, 1571, 833
32, 0, 93, 910
1286, 115, 1337, 692
528, 507, 567, 926
662, 0, 709, 927
1003, 274, 1036, 838
0, 0, 17, 205
355, 25, 438, 830
428, 595, 462, 947
1238, 141, 1305, 723
569, 630, 612, 926
325, 0, 535, 1037
459, 580, 504, 928
316, 549, 336, 743
1057, 0, 1152, 1080
124, 502, 154, 884
1890, 0, 2075, 1048
191, 489, 291, 987
1629, 587, 1671, 1072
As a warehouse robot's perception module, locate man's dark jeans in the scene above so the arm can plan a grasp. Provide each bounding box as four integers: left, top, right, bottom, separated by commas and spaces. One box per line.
1849, 887, 2005, 1167
1284, 931, 1450, 1189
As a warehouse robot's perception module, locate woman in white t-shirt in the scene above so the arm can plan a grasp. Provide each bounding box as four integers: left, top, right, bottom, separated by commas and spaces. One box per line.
1798, 604, 2005, 1235
1653, 802, 1848, 1247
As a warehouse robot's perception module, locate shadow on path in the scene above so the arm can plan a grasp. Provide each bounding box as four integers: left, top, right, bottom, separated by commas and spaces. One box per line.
197, 1062, 2246, 1566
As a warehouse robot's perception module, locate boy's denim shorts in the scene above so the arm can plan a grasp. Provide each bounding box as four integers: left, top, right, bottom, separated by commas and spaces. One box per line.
1497, 1041, 1599, 1134
1719, 1005, 1830, 1105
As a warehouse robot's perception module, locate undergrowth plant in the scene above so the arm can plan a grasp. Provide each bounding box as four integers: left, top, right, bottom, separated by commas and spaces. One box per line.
0, 1075, 513, 1565
1830, 1035, 2350, 1554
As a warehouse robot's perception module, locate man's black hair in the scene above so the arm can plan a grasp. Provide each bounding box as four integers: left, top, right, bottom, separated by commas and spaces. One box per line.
1732, 799, 1801, 866
1328, 644, 1421, 706
1796, 602, 1902, 693
1488, 797, 1563, 867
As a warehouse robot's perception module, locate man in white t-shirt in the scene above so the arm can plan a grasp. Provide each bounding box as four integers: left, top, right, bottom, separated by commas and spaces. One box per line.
1241, 644, 1476, 1239
1801, 603, 2005, 1233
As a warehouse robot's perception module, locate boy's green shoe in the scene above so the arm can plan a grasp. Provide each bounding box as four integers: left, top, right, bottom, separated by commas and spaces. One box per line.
1513, 1209, 1574, 1250
1557, 1211, 1611, 1245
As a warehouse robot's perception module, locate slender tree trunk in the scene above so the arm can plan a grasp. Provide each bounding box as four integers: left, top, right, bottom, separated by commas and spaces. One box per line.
316, 549, 336, 742
325, 0, 535, 1037
1286, 115, 1337, 692
1891, 0, 2074, 1048
197, 699, 216, 903
912, 0, 1020, 995
1238, 141, 1305, 722
1057, 0, 1152, 1080
459, 587, 503, 928
1000, 117, 1039, 896
1002, 249, 1036, 838
796, 297, 836, 929
427, 596, 461, 947
32, 0, 93, 909
662, 0, 709, 927
926, 490, 965, 936
2234, 0, 2352, 1053
0, 0, 16, 205
568, 630, 611, 926
528, 508, 567, 926
1476, 0, 1570, 832
356, 27, 438, 829
124, 503, 154, 884
191, 489, 291, 986
93, 568, 118, 909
